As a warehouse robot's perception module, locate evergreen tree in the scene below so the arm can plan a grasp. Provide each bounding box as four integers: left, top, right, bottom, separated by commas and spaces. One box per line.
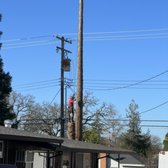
83, 128, 101, 144
0, 56, 15, 125
83, 110, 102, 144
163, 133, 168, 150
121, 100, 151, 157
126, 100, 141, 135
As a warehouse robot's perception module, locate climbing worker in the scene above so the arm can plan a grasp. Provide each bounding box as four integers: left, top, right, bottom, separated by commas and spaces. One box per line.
68, 95, 75, 122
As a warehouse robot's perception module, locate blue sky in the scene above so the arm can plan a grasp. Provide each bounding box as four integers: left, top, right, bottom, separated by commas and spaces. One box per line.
1, 0, 168, 141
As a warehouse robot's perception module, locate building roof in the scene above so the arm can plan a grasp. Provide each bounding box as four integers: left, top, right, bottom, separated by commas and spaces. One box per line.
0, 126, 133, 154
110, 153, 145, 165
0, 126, 63, 144
61, 138, 133, 154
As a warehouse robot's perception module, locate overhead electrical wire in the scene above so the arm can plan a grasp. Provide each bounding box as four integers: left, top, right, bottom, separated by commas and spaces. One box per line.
2, 28, 168, 43
78, 28, 168, 35
19, 116, 168, 128
1, 28, 168, 49
2, 33, 168, 49
13, 82, 168, 115
140, 100, 168, 114
3, 40, 57, 49
85, 70, 168, 91
3, 28, 168, 43
15, 84, 60, 92
14, 79, 60, 91
48, 89, 61, 106
3, 39, 56, 46
13, 70, 168, 92
14, 81, 168, 92
140, 125, 168, 128
14, 78, 60, 87
1, 34, 55, 43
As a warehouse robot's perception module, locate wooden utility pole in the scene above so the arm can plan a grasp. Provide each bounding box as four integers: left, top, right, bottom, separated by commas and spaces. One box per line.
57, 36, 71, 138
76, 0, 83, 141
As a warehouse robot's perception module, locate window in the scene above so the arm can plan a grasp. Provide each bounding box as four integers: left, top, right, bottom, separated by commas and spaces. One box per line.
26, 151, 34, 162
25, 163, 33, 168
16, 151, 25, 162
76, 153, 83, 168
0, 141, 3, 158
25, 151, 34, 168
16, 151, 34, 168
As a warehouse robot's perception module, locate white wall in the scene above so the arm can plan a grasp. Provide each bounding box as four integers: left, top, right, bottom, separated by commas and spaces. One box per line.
111, 159, 121, 168
110, 159, 145, 168
158, 151, 168, 168
33, 152, 46, 168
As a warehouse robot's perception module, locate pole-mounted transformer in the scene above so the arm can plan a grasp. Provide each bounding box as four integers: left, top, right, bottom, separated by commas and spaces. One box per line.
62, 57, 71, 72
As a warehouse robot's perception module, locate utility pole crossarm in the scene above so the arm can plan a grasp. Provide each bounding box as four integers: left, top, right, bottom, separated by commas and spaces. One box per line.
56, 36, 72, 44
56, 47, 72, 55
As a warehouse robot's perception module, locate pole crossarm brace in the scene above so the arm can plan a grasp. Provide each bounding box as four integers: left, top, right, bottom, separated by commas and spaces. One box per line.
56, 46, 72, 55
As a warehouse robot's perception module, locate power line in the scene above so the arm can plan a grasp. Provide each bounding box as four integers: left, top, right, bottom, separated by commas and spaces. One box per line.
140, 125, 168, 128
2, 33, 168, 50
14, 78, 168, 87
15, 77, 168, 87
13, 78, 168, 92
3, 28, 168, 43
19, 118, 168, 129
3, 40, 57, 49
117, 70, 168, 89
13, 79, 60, 91
14, 78, 60, 87
82, 34, 168, 42
85, 87, 168, 91
10, 70, 168, 97
14, 81, 60, 90
101, 119, 168, 123
86, 70, 168, 91
2, 34, 55, 43
15, 85, 168, 92
80, 28, 168, 35
14, 84, 60, 92
48, 89, 60, 106
3, 39, 57, 46
2, 28, 168, 49
140, 100, 168, 114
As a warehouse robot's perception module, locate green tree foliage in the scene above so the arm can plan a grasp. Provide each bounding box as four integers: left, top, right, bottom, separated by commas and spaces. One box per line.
121, 100, 151, 157
82, 92, 122, 144
83, 128, 101, 144
163, 133, 168, 150
126, 100, 141, 135
83, 108, 102, 144
0, 57, 16, 125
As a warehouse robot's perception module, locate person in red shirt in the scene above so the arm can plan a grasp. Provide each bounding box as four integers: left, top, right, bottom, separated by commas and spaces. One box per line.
68, 95, 75, 122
